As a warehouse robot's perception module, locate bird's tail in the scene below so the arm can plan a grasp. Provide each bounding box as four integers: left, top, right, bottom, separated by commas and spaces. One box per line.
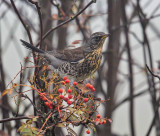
20, 39, 45, 54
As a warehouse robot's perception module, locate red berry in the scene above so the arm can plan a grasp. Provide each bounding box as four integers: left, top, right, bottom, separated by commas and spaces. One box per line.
95, 118, 100, 122
89, 85, 94, 90
84, 98, 88, 102
65, 79, 70, 83
86, 83, 91, 88
44, 102, 49, 106
60, 81, 65, 85
41, 97, 47, 101
26, 57, 29, 60
68, 94, 73, 99
63, 76, 68, 80
86, 129, 90, 134
95, 118, 101, 125
91, 88, 95, 92
73, 82, 77, 86
64, 97, 69, 102
58, 88, 63, 93
67, 89, 72, 93
49, 101, 52, 105
67, 100, 72, 105
59, 95, 64, 99
102, 120, 106, 124
49, 105, 53, 109
96, 114, 101, 118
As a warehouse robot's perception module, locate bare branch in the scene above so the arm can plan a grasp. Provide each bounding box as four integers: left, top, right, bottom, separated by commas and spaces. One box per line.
10, 0, 33, 44
0, 116, 38, 123
35, 0, 96, 46
121, 1, 135, 135
28, 0, 43, 48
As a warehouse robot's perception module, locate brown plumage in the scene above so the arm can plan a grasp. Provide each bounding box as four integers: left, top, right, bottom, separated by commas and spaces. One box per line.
20, 32, 110, 81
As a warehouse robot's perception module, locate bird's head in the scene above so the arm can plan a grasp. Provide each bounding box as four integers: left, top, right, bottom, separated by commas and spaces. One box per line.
88, 32, 110, 50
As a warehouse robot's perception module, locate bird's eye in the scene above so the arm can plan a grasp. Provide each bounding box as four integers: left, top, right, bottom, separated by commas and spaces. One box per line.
94, 36, 101, 42
91, 36, 101, 45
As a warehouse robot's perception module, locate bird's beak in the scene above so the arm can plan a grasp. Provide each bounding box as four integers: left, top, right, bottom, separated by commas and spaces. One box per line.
103, 33, 111, 39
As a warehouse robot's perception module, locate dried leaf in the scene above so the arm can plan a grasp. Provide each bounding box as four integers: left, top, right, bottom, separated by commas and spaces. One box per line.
56, 123, 65, 128
8, 88, 13, 95
41, 65, 49, 72
13, 83, 18, 88
18, 121, 42, 136
52, 14, 58, 20
72, 4, 78, 14
2, 89, 9, 96
28, 115, 39, 121
26, 119, 33, 124
72, 40, 81, 44
59, 8, 66, 17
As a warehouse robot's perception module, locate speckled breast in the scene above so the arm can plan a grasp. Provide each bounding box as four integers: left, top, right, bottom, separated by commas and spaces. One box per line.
75, 51, 102, 80
58, 47, 103, 81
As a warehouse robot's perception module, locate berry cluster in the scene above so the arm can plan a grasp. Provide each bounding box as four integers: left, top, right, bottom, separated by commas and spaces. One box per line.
38, 76, 109, 135
85, 83, 95, 92
40, 93, 53, 109
85, 115, 106, 134
95, 114, 107, 125
56, 77, 94, 106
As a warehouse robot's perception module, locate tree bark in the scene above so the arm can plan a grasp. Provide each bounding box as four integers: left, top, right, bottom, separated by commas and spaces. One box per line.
97, 0, 122, 135
57, 0, 72, 50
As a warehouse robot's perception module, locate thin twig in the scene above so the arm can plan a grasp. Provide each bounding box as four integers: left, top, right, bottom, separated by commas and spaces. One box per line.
6, 66, 39, 88
113, 89, 147, 111
28, 0, 43, 48
15, 63, 23, 117
75, 17, 88, 41
27, 0, 44, 117
121, 1, 135, 135
0, 116, 31, 123
112, 13, 160, 32
10, 0, 33, 44
146, 109, 159, 136
137, 0, 160, 133
35, 0, 96, 47
38, 112, 53, 135
21, 94, 42, 114
146, 64, 160, 81
145, 96, 160, 136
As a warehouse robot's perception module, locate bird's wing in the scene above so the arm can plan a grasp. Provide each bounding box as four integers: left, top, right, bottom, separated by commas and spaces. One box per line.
48, 46, 91, 63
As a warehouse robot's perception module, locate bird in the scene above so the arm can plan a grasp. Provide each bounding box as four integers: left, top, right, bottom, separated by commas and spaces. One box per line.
20, 32, 110, 81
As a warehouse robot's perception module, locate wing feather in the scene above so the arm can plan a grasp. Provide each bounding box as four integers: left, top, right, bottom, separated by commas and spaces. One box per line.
48, 46, 90, 63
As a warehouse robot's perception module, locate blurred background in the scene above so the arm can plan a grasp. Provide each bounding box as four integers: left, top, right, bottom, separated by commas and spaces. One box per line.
1, 0, 160, 136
